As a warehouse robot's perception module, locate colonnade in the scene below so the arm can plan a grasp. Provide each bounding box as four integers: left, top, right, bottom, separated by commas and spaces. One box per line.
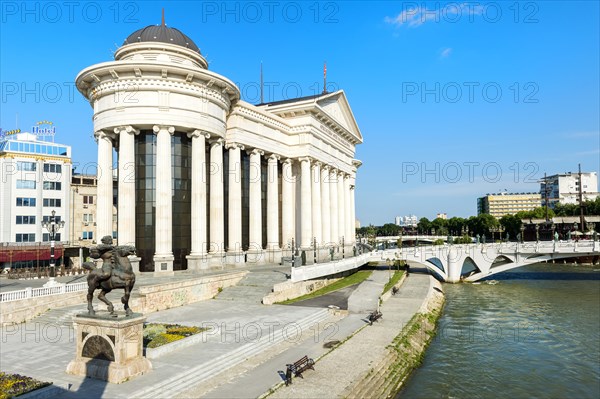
95, 126, 356, 270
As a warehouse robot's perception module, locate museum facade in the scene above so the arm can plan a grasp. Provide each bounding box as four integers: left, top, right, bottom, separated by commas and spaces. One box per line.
76, 22, 363, 273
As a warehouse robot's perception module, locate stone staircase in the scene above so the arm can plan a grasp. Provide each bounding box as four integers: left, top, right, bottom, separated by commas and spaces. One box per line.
215, 269, 288, 303
30, 304, 85, 327
130, 307, 330, 399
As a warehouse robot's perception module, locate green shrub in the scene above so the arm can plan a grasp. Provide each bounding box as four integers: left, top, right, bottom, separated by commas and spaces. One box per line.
166, 325, 203, 337
143, 323, 166, 340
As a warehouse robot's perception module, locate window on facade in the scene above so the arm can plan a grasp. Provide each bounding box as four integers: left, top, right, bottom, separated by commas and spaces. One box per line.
42, 215, 62, 223
43, 181, 62, 190
82, 231, 93, 240
16, 215, 36, 224
112, 231, 118, 239
16, 161, 37, 171
42, 233, 62, 242
16, 197, 36, 207
43, 164, 62, 173
16, 233, 35, 242
83, 214, 94, 223
43, 198, 62, 207
16, 180, 36, 189
83, 195, 95, 204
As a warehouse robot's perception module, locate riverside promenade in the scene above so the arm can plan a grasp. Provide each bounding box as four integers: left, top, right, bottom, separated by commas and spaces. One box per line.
0, 266, 436, 398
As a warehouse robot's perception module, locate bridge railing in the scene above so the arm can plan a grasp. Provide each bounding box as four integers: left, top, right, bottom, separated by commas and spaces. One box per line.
0, 282, 87, 303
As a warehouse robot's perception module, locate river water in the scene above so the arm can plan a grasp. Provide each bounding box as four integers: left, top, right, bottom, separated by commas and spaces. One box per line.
398, 263, 600, 399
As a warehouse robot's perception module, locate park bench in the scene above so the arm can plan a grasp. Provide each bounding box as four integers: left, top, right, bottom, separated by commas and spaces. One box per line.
285, 355, 315, 384
368, 310, 382, 325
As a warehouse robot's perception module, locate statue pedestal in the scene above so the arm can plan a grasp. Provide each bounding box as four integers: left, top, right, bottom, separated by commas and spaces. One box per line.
66, 313, 152, 383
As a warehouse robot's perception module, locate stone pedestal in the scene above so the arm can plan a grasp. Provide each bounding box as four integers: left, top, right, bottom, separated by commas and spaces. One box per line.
153, 254, 175, 277
186, 254, 210, 271
66, 313, 152, 384
246, 249, 266, 265
225, 251, 246, 267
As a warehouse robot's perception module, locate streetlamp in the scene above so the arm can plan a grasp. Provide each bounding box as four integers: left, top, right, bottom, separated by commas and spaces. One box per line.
313, 237, 317, 264
42, 210, 65, 286
520, 224, 525, 243
535, 224, 540, 243
341, 236, 345, 259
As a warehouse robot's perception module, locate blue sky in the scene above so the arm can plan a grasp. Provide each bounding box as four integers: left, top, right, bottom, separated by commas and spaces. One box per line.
1, 1, 599, 225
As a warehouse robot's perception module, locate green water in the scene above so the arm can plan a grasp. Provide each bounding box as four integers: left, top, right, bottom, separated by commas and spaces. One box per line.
398, 263, 600, 399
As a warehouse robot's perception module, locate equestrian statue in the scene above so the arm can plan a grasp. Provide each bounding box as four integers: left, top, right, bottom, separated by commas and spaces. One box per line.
82, 236, 136, 316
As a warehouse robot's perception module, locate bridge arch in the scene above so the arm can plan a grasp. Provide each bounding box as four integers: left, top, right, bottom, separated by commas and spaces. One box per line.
461, 257, 481, 278
490, 255, 513, 269
426, 257, 445, 273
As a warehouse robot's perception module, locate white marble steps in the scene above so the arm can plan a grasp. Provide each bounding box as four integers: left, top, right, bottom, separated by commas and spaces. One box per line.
129, 308, 330, 399
29, 305, 85, 327
216, 271, 288, 303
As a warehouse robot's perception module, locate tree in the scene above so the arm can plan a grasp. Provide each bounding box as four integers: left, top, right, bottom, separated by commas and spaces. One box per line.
417, 217, 431, 234
500, 214, 522, 239
431, 217, 448, 235
447, 217, 466, 236
379, 223, 401, 237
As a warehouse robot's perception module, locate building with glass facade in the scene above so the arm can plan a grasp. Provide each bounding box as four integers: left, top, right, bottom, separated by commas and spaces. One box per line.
0, 132, 71, 269
76, 22, 363, 274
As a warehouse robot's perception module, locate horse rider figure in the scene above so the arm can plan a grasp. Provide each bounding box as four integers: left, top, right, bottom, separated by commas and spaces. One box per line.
92, 236, 127, 282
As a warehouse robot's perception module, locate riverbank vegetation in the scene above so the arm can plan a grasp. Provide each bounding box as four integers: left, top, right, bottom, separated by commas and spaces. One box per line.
278, 270, 373, 304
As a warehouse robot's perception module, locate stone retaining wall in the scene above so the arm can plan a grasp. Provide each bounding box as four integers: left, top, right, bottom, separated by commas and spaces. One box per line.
0, 272, 247, 325
345, 278, 445, 398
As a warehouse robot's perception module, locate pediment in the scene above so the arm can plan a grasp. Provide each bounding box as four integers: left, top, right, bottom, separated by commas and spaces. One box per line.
316, 91, 363, 143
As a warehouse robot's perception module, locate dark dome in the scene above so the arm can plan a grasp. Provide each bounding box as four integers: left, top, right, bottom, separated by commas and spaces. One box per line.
123, 25, 200, 53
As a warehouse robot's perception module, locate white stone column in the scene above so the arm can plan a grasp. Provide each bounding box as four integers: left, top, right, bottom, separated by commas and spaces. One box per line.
248, 148, 264, 252
311, 162, 322, 245
188, 130, 210, 262
153, 125, 175, 273
300, 157, 312, 248
281, 159, 295, 249
115, 126, 138, 246
95, 130, 114, 240
350, 184, 356, 244
345, 175, 353, 245
209, 139, 225, 254
337, 171, 346, 244
321, 165, 331, 245
227, 142, 243, 254
267, 154, 280, 249
330, 168, 338, 244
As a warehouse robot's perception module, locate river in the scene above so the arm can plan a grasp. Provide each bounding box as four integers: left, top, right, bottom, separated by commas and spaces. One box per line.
398, 263, 600, 399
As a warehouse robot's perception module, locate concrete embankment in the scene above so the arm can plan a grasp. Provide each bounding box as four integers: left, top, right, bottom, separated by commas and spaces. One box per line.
268, 271, 445, 399
346, 277, 445, 398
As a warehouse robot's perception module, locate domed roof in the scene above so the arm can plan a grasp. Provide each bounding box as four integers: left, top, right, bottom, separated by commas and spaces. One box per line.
123, 24, 200, 54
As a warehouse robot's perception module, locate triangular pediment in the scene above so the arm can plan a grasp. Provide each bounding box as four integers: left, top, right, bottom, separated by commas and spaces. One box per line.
316, 91, 363, 143
257, 90, 363, 144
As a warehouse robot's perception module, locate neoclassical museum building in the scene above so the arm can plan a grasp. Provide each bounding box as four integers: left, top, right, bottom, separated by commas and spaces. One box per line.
76, 21, 363, 273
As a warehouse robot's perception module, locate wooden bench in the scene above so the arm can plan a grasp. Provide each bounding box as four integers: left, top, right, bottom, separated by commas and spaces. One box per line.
288, 355, 315, 381
368, 310, 383, 325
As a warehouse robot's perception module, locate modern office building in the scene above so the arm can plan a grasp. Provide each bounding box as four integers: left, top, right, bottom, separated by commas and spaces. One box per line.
0, 131, 71, 269
76, 21, 363, 273
477, 192, 541, 218
541, 172, 599, 208
395, 215, 418, 227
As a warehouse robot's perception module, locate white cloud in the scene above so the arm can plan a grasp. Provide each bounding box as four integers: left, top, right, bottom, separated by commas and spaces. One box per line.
440, 47, 452, 58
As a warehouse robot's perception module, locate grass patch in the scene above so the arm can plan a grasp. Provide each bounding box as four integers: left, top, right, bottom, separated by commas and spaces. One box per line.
0, 372, 51, 399
143, 323, 207, 349
383, 270, 405, 294
278, 270, 373, 305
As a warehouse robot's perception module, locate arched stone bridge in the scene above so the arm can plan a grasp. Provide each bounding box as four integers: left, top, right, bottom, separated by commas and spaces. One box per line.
374, 235, 454, 244
373, 240, 600, 283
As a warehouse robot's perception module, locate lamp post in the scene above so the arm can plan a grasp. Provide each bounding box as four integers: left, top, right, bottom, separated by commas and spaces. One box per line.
551, 223, 556, 242
291, 238, 295, 266
535, 224, 540, 243
520, 224, 525, 243
313, 237, 317, 264
42, 210, 65, 287
341, 236, 345, 259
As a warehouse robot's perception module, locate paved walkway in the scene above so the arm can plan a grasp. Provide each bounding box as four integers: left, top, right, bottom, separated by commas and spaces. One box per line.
0, 266, 433, 399
269, 270, 433, 398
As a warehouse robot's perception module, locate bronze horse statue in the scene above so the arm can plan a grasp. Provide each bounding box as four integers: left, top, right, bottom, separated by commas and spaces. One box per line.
82, 236, 136, 316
